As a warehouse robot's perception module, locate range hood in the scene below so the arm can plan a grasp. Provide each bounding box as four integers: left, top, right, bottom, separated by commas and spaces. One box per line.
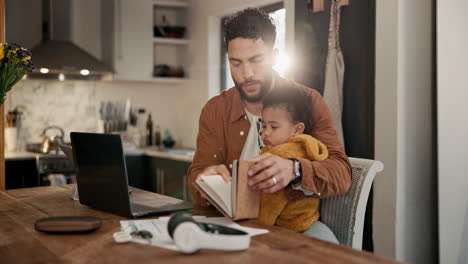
29, 0, 113, 80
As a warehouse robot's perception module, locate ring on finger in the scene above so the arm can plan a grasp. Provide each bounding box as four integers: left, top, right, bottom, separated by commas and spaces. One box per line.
271, 176, 277, 185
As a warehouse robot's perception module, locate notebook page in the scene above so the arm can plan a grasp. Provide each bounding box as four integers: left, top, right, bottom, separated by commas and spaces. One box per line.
200, 175, 232, 216
195, 181, 230, 216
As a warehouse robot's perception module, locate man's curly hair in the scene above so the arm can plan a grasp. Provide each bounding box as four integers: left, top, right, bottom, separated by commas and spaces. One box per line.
263, 86, 313, 134
224, 8, 276, 48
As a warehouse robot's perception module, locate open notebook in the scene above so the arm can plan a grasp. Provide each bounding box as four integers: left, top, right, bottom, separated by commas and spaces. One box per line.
194, 160, 260, 220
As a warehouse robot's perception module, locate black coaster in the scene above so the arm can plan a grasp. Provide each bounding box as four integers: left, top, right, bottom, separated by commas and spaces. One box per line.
35, 216, 101, 234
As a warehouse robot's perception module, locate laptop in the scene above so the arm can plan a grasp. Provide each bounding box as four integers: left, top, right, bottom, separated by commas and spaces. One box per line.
70, 132, 192, 218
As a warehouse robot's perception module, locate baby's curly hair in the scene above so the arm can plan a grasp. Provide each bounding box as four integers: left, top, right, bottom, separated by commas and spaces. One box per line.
224, 8, 276, 48
262, 86, 313, 134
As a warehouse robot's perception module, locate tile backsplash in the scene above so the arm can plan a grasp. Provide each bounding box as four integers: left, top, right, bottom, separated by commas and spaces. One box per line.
6, 78, 199, 151
7, 80, 100, 149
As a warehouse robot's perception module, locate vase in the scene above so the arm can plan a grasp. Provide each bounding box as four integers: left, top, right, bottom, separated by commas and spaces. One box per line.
5, 127, 17, 152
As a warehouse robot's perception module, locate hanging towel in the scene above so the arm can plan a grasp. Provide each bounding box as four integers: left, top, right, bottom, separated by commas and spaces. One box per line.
323, 0, 345, 144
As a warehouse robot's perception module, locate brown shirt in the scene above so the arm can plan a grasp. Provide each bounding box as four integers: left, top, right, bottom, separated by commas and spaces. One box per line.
188, 75, 352, 206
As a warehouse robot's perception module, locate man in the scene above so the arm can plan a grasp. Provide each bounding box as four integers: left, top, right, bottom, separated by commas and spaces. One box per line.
187, 8, 351, 242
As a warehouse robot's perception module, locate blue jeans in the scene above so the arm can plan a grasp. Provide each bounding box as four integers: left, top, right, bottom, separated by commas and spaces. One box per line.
302, 221, 339, 244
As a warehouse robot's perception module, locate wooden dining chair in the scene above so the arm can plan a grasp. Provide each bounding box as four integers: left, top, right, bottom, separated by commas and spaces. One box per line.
320, 157, 384, 249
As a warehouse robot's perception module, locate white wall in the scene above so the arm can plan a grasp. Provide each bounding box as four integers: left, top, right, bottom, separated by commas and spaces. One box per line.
396, 1, 436, 262
437, 0, 468, 263
375, 0, 436, 263
374, 0, 398, 257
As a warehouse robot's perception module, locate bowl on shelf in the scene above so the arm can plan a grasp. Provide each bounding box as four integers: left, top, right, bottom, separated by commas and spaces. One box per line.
153, 65, 184, 78
154, 26, 186, 38
167, 67, 184, 78
154, 26, 165, 37
153, 64, 171, 77
164, 26, 186, 38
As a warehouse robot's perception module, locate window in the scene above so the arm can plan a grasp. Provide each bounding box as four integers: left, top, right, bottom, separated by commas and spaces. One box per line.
220, 3, 287, 91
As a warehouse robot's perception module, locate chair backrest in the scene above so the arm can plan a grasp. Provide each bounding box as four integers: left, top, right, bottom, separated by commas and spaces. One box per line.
320, 157, 383, 249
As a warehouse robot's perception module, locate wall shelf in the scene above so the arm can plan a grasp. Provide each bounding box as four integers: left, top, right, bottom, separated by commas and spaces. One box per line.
153, 0, 189, 8
153, 0, 189, 81
110, 77, 189, 84
153, 37, 190, 45
151, 77, 189, 84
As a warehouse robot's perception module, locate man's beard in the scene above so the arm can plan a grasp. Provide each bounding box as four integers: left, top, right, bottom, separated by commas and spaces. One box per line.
233, 74, 273, 103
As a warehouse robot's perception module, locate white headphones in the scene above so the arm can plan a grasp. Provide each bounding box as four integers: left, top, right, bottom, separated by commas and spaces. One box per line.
167, 212, 251, 254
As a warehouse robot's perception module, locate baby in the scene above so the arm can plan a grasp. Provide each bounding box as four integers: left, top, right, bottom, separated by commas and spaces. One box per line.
257, 86, 329, 232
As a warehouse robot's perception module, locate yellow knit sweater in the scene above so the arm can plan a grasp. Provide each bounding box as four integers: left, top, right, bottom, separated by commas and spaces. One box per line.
258, 134, 329, 232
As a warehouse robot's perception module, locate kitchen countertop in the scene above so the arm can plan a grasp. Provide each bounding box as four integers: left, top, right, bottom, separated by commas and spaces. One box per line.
5, 147, 194, 163
143, 147, 194, 162
128, 146, 194, 162
5, 151, 41, 160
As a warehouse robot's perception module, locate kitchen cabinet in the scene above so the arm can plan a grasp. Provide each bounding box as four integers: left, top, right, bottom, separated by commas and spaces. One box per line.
5, 159, 39, 190
5, 154, 150, 191
109, 0, 190, 82
148, 156, 191, 200
112, 0, 153, 81
5, 149, 192, 199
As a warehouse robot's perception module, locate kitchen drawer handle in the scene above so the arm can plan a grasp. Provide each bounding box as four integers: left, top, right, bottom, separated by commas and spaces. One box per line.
182, 174, 187, 200
156, 168, 161, 193
160, 169, 165, 195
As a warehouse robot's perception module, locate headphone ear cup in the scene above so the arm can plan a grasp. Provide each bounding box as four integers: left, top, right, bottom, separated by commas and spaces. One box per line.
173, 222, 202, 254
167, 212, 195, 238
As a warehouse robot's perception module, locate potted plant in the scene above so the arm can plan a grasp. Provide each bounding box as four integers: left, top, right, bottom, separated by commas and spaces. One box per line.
0, 42, 34, 104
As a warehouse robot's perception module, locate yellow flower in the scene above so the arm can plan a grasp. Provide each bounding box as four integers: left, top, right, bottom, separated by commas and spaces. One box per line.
7, 50, 14, 59
22, 56, 31, 61
0, 43, 5, 60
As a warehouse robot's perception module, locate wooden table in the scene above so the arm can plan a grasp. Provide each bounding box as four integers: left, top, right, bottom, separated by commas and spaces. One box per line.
0, 185, 399, 264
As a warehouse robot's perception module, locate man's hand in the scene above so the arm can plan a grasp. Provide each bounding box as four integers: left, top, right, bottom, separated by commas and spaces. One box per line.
247, 153, 296, 193
195, 164, 231, 201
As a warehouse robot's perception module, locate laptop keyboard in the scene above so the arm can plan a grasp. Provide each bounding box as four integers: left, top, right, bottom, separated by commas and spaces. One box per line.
130, 200, 192, 217
131, 202, 163, 212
